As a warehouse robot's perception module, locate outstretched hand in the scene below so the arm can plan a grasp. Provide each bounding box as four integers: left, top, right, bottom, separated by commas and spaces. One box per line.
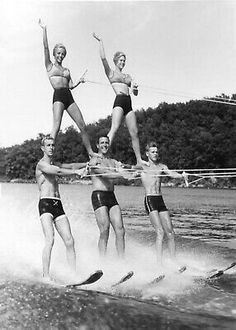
74, 166, 89, 178
88, 156, 102, 167
93, 33, 101, 42
38, 18, 46, 29
79, 77, 85, 84
74, 169, 84, 177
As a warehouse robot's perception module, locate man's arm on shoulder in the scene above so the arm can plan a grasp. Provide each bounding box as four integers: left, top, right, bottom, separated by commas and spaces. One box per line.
60, 162, 88, 170
88, 158, 123, 179
38, 161, 81, 176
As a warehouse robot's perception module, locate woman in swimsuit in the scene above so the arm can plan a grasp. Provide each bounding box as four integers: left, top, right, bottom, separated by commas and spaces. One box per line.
93, 33, 145, 165
39, 19, 94, 157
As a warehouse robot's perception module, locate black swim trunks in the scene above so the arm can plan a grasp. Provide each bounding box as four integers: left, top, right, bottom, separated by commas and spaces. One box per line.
144, 195, 168, 214
38, 197, 65, 221
113, 94, 132, 116
53, 88, 75, 109
91, 190, 119, 211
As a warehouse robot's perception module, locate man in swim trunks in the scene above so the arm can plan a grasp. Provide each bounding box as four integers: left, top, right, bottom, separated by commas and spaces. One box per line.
89, 135, 133, 258
35, 134, 87, 281
140, 141, 187, 265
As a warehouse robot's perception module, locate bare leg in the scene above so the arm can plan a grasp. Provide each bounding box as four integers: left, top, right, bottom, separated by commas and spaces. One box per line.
55, 216, 76, 271
67, 103, 94, 157
51, 102, 64, 140
108, 107, 124, 145
40, 214, 55, 278
160, 211, 176, 259
125, 111, 142, 165
149, 211, 164, 265
94, 207, 110, 256
109, 205, 125, 258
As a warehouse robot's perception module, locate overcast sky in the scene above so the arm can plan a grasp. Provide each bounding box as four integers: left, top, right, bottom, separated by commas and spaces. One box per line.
1, 0, 236, 147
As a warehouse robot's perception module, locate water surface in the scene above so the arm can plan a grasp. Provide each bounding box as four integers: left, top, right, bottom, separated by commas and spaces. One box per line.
0, 184, 235, 329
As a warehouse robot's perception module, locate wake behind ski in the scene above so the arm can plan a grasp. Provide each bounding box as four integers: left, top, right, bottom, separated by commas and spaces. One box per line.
65, 270, 103, 288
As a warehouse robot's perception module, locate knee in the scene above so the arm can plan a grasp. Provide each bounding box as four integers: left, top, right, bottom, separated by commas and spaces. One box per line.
99, 226, 110, 239
45, 236, 54, 249
53, 118, 61, 128
166, 230, 175, 240
79, 122, 86, 132
115, 226, 125, 239
129, 126, 138, 138
64, 235, 75, 249
110, 123, 120, 133
156, 227, 164, 240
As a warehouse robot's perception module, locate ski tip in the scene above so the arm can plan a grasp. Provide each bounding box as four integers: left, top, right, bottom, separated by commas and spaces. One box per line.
65, 269, 104, 288
126, 271, 134, 277
94, 270, 103, 276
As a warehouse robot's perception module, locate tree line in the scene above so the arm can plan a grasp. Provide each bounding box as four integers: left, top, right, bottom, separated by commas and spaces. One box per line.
0, 97, 235, 187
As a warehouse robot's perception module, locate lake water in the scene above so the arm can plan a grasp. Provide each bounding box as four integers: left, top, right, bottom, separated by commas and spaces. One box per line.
0, 183, 235, 329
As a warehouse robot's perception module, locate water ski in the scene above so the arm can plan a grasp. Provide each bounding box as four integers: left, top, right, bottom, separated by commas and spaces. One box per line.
65, 270, 103, 288
178, 266, 187, 274
144, 274, 165, 289
145, 266, 186, 288
207, 262, 236, 280
111, 271, 134, 288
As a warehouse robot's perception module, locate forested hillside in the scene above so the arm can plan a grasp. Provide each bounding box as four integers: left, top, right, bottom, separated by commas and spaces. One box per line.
0, 98, 235, 186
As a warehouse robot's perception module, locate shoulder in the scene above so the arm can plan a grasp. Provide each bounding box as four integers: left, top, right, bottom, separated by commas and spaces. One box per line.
38, 159, 52, 171
36, 159, 44, 171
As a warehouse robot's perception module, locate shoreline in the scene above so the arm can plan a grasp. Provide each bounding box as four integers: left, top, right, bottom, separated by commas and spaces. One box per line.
1, 179, 235, 190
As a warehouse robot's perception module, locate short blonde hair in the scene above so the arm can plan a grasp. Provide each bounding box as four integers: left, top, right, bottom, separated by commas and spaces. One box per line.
41, 134, 54, 146
113, 51, 126, 64
53, 43, 67, 56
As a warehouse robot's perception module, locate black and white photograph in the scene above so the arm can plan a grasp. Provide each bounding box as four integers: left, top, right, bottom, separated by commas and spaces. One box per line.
0, 1, 235, 329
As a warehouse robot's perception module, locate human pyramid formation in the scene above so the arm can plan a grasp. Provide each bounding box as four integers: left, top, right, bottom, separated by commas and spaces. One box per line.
36, 20, 187, 282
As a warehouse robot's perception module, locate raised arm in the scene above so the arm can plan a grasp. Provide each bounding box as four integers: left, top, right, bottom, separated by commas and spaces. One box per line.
38, 19, 52, 71
93, 33, 111, 78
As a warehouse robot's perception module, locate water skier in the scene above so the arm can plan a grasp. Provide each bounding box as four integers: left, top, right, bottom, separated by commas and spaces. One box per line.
89, 135, 133, 258
140, 142, 187, 265
93, 33, 146, 166
35, 135, 87, 281
39, 19, 94, 157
